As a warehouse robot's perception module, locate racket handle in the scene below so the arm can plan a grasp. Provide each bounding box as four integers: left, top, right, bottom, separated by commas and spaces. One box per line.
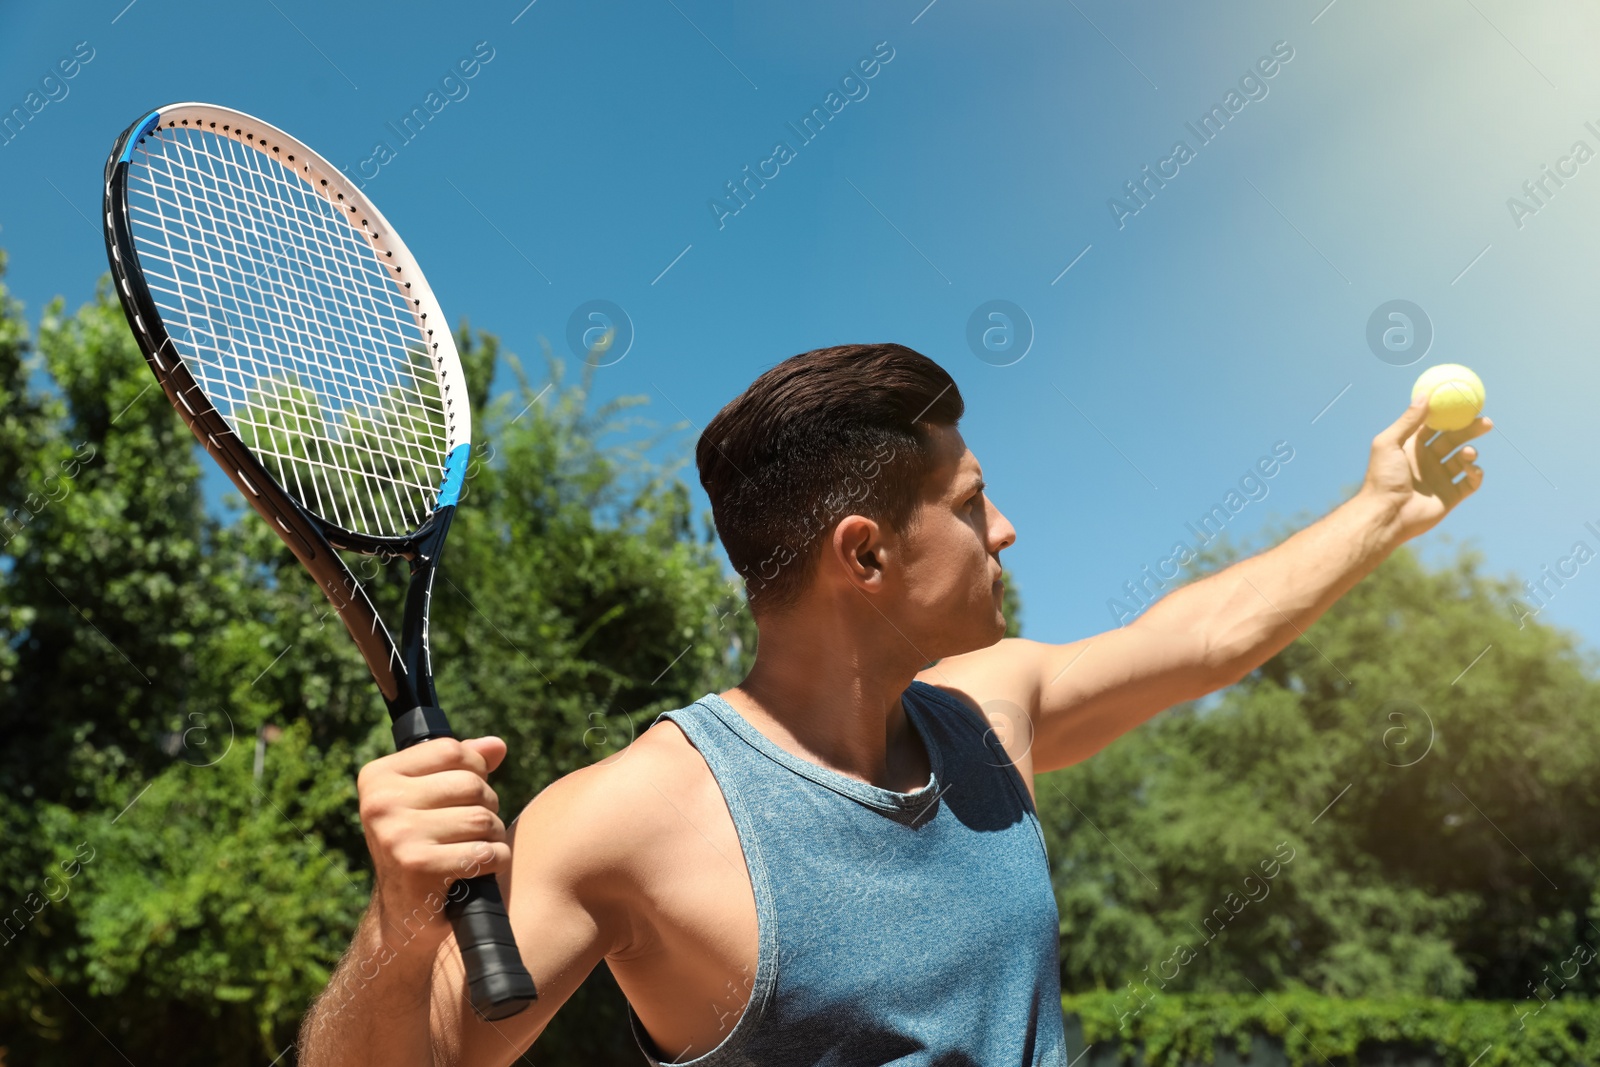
446, 874, 538, 1020
388, 710, 537, 1017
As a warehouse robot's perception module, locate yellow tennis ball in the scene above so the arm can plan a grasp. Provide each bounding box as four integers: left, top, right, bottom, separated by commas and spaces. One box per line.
1411, 363, 1484, 432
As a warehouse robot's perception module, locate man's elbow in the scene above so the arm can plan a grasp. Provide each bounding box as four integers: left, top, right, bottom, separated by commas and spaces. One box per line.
1196, 626, 1254, 694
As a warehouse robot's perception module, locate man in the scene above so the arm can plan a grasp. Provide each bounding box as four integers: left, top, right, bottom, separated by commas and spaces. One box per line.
299, 343, 1489, 1065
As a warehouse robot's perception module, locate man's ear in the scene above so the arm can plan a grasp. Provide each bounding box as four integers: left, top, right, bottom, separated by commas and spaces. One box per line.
831, 514, 888, 592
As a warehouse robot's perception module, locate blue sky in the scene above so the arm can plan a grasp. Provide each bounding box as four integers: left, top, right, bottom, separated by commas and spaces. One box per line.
2, 0, 1597, 662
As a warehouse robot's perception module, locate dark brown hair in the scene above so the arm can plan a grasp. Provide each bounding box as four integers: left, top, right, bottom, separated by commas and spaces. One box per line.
696, 343, 964, 613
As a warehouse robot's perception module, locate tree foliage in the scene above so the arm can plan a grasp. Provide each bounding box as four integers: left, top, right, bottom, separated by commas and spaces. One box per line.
0, 258, 752, 1065
1040, 528, 1600, 1006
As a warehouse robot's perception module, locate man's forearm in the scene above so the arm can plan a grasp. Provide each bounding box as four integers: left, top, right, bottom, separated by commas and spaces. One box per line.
1143, 488, 1401, 685
298, 900, 442, 1067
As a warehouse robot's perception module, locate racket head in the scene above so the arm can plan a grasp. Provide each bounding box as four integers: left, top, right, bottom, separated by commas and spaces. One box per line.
102, 101, 471, 553
101, 105, 540, 1021
101, 102, 475, 707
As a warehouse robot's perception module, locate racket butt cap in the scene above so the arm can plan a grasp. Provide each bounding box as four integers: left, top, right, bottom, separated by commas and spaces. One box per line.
447, 875, 539, 1020
460, 947, 539, 1020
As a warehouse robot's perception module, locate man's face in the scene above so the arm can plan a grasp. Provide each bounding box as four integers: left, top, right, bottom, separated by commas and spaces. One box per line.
891, 424, 1017, 659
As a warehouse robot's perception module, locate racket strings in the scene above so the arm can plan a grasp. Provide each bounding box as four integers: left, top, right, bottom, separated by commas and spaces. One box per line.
133, 156, 439, 538
146, 131, 442, 533
136, 169, 422, 533
125, 124, 451, 537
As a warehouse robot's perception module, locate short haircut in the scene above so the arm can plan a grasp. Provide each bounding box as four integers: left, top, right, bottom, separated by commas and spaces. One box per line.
696, 343, 964, 613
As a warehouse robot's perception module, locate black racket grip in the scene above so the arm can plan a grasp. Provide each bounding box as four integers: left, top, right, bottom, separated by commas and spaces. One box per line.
445, 874, 538, 1020
390, 711, 537, 1018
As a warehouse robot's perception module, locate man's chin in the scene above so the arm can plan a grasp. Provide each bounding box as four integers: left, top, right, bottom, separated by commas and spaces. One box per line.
922, 603, 1010, 661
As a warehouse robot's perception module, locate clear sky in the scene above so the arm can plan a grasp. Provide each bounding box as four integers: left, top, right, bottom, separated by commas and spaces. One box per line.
3, 0, 1597, 659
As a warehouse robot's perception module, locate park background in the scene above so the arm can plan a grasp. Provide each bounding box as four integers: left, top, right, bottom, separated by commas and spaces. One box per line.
5, 0, 1600, 1063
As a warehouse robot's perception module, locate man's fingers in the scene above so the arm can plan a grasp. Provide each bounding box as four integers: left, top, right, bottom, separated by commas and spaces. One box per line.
359, 767, 499, 838
356, 735, 515, 921
1443, 464, 1481, 507
1424, 416, 1494, 455
391, 769, 500, 813
385, 840, 513, 885
1443, 449, 1482, 484
383, 736, 493, 778
371, 813, 511, 874
420, 805, 509, 846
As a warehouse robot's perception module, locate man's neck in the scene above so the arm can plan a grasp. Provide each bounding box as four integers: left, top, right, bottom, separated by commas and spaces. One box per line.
721, 609, 933, 793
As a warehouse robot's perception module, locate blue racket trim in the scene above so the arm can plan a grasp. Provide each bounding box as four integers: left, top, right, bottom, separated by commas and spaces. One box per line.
436, 443, 470, 508
118, 111, 163, 162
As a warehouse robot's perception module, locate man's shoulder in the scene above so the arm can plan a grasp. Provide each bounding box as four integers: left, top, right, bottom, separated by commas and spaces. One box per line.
913, 639, 1049, 778
512, 709, 719, 875
914, 637, 1046, 715
508, 708, 740, 963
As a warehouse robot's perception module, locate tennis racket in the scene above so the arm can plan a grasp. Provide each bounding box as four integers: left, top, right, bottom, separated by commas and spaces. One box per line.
100, 101, 537, 1021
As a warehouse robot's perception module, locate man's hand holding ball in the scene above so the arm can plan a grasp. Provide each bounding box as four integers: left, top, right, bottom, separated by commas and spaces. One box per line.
1358, 363, 1491, 546
1412, 363, 1486, 432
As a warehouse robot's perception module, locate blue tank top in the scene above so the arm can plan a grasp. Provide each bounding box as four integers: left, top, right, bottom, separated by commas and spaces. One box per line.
628, 680, 1066, 1066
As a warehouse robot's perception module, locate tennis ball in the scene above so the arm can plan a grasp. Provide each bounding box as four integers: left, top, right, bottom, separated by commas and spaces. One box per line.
1411, 363, 1484, 432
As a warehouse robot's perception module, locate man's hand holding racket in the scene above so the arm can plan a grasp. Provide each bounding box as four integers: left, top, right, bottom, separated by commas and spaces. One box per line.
358, 736, 512, 949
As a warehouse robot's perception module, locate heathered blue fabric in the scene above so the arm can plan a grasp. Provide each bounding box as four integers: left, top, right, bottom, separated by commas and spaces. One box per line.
628, 680, 1066, 1066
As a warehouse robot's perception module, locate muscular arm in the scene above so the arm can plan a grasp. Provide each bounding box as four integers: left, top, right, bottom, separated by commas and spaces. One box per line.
297, 736, 511, 1067
297, 742, 629, 1067
1034, 488, 1394, 769
928, 394, 1490, 775
431, 769, 632, 1067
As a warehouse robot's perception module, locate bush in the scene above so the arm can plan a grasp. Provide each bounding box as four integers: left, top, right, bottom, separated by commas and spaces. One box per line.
1064, 989, 1600, 1067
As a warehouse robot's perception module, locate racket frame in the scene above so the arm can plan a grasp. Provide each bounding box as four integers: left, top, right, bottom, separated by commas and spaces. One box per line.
102, 102, 536, 1020
102, 101, 464, 723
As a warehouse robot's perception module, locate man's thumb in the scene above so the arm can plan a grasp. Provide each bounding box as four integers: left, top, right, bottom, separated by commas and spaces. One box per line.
1378, 391, 1431, 446
461, 735, 508, 774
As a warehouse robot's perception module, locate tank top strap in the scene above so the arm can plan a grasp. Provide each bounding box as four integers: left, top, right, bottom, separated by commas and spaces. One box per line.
900, 680, 1048, 853
636, 699, 782, 1066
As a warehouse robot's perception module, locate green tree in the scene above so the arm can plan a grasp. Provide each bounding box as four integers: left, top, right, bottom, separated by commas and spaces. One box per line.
0, 256, 752, 1065
1040, 525, 1600, 1002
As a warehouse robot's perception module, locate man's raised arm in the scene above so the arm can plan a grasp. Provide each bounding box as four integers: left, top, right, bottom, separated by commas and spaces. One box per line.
1127, 391, 1489, 687
933, 393, 1490, 775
